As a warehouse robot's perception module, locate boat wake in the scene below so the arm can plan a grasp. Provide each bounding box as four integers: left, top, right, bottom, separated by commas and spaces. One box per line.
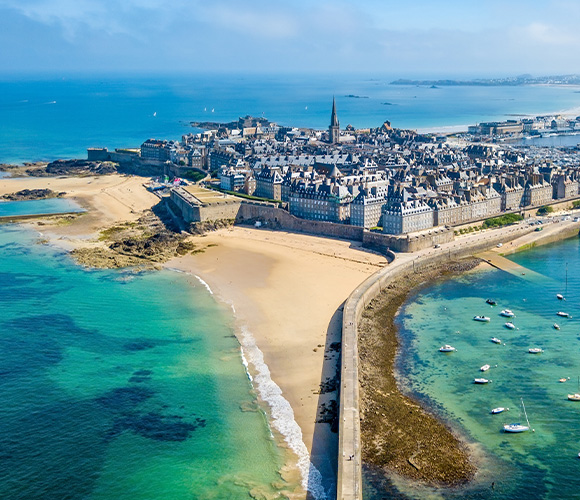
238, 325, 327, 499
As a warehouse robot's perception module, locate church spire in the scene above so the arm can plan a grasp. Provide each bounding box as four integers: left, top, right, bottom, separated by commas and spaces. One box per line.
330, 97, 339, 127
328, 97, 340, 143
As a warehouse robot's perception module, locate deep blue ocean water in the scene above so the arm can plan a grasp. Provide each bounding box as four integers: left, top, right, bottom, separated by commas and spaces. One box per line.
366, 236, 580, 499
1, 74, 580, 164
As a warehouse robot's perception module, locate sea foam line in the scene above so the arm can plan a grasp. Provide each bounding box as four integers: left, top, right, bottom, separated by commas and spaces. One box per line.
238, 325, 327, 500
195, 275, 213, 295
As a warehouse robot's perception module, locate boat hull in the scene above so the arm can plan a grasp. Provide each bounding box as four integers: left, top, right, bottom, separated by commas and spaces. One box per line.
503, 424, 529, 433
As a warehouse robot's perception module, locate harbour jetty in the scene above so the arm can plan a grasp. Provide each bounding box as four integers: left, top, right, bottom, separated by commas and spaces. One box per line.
337, 217, 580, 499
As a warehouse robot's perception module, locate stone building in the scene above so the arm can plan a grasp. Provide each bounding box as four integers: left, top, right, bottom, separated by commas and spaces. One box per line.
382, 199, 434, 235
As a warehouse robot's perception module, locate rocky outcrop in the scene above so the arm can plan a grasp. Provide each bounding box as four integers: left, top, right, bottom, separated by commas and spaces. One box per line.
27, 160, 118, 177
1, 189, 65, 201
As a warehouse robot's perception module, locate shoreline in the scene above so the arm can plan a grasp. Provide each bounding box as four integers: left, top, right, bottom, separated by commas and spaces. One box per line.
358, 258, 480, 487
352, 216, 580, 497
166, 227, 387, 498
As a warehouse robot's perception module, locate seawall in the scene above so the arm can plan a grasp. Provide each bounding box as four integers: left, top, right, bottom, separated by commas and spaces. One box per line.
336, 222, 579, 500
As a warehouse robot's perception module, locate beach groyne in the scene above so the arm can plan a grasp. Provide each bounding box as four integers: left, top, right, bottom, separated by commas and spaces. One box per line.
336, 222, 579, 499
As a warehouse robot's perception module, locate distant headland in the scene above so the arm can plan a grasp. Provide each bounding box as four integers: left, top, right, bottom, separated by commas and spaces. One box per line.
391, 74, 580, 86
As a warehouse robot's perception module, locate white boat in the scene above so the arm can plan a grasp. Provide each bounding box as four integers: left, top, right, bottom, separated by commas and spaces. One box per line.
556, 294, 564, 300
529, 348, 543, 354
473, 315, 491, 322
553, 323, 560, 330
491, 337, 502, 344
504, 322, 516, 329
557, 311, 570, 318
474, 378, 490, 384
500, 309, 515, 317
503, 398, 531, 433
568, 393, 580, 401
480, 364, 491, 372
491, 407, 508, 414
439, 345, 456, 352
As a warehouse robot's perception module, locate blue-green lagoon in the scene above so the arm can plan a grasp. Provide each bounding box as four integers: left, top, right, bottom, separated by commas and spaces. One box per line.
0, 198, 84, 217
0, 224, 303, 499
370, 236, 580, 499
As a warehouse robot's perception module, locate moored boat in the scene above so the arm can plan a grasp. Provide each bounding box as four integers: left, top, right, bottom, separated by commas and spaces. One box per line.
480, 364, 491, 372
474, 378, 490, 384
473, 315, 491, 322
439, 345, 456, 352
491, 337, 502, 344
567, 393, 580, 401
500, 309, 515, 317
529, 348, 543, 354
556, 294, 564, 300
504, 322, 516, 329
553, 323, 560, 330
503, 398, 531, 433
557, 311, 570, 318
491, 407, 508, 414
486, 299, 497, 306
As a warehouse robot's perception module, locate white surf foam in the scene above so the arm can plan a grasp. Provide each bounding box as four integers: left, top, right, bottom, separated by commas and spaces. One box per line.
195, 275, 213, 295
240, 346, 253, 382
238, 325, 327, 500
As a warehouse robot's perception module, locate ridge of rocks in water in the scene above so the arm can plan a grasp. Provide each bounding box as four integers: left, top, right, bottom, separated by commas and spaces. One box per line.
1, 188, 65, 201
358, 258, 480, 487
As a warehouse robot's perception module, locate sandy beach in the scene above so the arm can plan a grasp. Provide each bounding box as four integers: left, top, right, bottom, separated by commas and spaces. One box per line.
0, 174, 159, 245
167, 227, 387, 490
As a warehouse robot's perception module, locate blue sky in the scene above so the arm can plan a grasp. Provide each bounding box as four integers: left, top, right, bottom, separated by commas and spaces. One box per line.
1, 0, 579, 76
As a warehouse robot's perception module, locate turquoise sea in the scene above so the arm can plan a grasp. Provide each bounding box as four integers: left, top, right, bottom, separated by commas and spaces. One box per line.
1, 74, 580, 164
365, 236, 580, 499
0, 198, 83, 217
0, 225, 301, 500
3, 74, 580, 500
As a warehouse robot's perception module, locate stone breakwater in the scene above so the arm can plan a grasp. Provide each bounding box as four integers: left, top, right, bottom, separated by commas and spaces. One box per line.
358, 258, 480, 486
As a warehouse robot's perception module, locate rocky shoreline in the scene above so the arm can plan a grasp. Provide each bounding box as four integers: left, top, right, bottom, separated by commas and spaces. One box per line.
358, 258, 481, 488
1, 188, 65, 201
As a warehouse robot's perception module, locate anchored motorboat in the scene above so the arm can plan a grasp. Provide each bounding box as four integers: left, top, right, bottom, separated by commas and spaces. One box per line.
473, 315, 491, 322
491, 337, 502, 344
500, 309, 515, 318
439, 345, 456, 352
491, 407, 508, 414
529, 348, 544, 354
504, 322, 516, 329
474, 378, 490, 384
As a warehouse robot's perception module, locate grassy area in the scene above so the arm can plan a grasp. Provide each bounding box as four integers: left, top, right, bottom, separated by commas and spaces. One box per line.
206, 185, 281, 204
482, 213, 523, 229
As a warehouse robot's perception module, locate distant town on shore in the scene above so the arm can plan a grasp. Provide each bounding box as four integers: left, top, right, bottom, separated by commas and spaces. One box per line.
391, 74, 580, 86
84, 98, 580, 251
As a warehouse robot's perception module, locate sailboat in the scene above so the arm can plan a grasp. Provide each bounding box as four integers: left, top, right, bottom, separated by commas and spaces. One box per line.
568, 376, 580, 401
557, 264, 568, 301
503, 398, 531, 433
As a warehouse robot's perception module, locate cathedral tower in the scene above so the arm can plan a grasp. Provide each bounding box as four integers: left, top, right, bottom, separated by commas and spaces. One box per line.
328, 97, 340, 144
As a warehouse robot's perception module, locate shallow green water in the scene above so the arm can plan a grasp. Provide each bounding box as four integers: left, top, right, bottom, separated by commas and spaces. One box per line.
366, 236, 580, 500
0, 224, 295, 499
